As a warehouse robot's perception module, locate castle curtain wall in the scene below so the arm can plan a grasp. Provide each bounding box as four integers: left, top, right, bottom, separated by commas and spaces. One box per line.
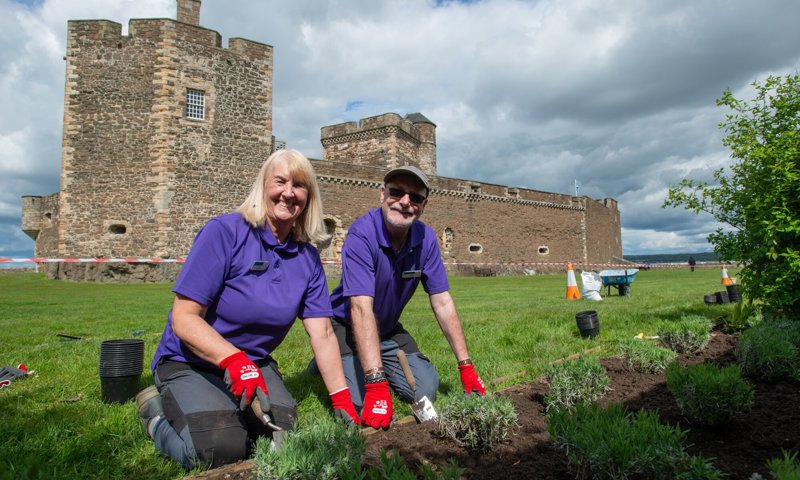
21, 2, 622, 281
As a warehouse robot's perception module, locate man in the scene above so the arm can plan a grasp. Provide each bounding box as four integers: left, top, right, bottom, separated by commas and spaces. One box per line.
315, 165, 485, 430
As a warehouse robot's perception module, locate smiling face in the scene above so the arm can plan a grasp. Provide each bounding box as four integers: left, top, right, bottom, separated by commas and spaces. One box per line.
264, 159, 308, 241
380, 174, 428, 232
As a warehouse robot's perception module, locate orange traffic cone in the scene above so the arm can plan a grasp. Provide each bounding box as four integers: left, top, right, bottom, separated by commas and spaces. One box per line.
565, 262, 581, 299
721, 265, 732, 285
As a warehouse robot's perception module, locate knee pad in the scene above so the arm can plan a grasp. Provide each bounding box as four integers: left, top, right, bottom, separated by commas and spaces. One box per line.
188, 412, 250, 469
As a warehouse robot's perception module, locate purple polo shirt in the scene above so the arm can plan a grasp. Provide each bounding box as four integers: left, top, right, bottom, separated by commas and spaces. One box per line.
330, 208, 449, 335
152, 212, 332, 370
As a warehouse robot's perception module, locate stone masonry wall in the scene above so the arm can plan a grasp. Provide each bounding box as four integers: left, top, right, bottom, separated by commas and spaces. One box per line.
21, 2, 621, 282
58, 17, 272, 259
321, 113, 437, 176
21, 193, 59, 256
313, 157, 620, 276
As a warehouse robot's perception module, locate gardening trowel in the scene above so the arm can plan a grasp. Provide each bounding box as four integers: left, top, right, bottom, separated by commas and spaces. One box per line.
396, 350, 438, 422
251, 394, 286, 449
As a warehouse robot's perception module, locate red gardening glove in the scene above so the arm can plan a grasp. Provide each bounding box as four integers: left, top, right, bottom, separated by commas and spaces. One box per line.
361, 381, 393, 429
458, 363, 486, 395
219, 351, 269, 410
330, 388, 360, 427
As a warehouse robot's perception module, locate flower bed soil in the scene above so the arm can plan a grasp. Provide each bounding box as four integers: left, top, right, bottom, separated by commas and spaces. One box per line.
186, 331, 800, 479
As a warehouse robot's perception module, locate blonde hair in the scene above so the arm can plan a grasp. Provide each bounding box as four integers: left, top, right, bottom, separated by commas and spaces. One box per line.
237, 149, 329, 244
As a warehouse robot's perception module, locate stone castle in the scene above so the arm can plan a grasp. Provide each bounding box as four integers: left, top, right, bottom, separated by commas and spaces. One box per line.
21, 0, 623, 281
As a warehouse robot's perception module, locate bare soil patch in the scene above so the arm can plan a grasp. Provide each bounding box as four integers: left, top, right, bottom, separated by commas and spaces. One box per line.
188, 332, 800, 479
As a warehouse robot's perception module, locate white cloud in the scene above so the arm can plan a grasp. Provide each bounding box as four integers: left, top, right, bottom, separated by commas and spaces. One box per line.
2, 0, 799, 259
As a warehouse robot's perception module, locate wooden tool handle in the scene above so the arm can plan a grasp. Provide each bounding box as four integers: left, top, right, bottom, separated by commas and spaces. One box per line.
396, 350, 416, 392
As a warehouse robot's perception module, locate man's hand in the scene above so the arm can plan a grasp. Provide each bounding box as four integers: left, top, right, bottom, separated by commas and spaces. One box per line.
458, 363, 486, 395
361, 381, 393, 429
219, 351, 269, 410
330, 388, 360, 427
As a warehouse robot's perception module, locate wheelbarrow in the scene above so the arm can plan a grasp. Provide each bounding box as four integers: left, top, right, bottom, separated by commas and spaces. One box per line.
599, 269, 639, 296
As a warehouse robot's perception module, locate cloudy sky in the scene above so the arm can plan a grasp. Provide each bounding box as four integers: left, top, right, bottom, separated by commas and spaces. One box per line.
2, 0, 799, 261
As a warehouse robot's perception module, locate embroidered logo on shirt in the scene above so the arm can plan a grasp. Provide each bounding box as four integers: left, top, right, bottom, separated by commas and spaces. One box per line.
402, 270, 422, 279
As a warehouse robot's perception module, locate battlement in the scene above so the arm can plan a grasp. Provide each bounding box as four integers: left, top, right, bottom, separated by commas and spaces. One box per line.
20, 0, 622, 281
66, 12, 271, 65
321, 112, 437, 176
321, 112, 435, 141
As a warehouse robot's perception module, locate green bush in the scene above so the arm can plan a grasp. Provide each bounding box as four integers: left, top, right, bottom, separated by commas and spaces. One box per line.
766, 450, 800, 480
737, 320, 800, 382
339, 450, 464, 480
657, 315, 713, 353
255, 419, 464, 480
719, 299, 762, 333
544, 355, 610, 412
436, 393, 518, 454
254, 418, 365, 480
548, 403, 723, 479
664, 74, 800, 314
666, 362, 753, 426
619, 338, 678, 374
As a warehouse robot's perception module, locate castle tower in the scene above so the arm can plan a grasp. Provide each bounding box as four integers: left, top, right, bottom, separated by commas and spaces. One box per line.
320, 112, 437, 176
52, 0, 273, 259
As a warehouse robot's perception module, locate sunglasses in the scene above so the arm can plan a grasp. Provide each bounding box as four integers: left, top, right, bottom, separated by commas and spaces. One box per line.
387, 187, 427, 205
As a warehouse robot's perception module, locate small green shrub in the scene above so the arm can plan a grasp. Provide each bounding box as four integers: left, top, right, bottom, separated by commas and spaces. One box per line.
254, 418, 365, 480
721, 299, 762, 332
766, 449, 800, 480
666, 362, 753, 426
544, 354, 610, 412
657, 315, 712, 353
436, 392, 518, 453
737, 320, 800, 382
338, 450, 464, 480
547, 403, 723, 479
619, 338, 678, 374
255, 419, 464, 480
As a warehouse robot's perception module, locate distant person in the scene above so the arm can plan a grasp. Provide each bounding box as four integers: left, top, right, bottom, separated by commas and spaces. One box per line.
688, 256, 697, 272
137, 149, 359, 470
310, 165, 486, 430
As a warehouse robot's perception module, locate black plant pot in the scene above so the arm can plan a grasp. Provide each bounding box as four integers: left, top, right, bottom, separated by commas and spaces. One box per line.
726, 284, 742, 303
575, 310, 600, 339
704, 294, 717, 305
716, 291, 730, 304
99, 339, 144, 404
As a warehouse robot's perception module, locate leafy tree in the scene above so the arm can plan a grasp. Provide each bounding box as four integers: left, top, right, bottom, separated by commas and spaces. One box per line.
664, 74, 800, 313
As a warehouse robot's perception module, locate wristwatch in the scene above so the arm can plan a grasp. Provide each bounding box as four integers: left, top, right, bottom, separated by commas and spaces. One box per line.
457, 358, 473, 366
365, 370, 387, 384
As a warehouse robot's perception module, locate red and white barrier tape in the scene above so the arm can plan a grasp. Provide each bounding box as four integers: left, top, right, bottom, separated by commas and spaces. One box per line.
0, 257, 185, 264
1, 257, 727, 269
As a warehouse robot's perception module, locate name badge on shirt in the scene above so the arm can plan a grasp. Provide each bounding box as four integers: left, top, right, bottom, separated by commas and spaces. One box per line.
402, 270, 422, 279
250, 260, 269, 271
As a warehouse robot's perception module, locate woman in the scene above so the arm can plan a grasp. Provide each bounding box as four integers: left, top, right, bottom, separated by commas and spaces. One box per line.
138, 149, 359, 470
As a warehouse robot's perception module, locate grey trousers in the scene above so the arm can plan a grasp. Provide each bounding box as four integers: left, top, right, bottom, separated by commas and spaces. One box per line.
151, 358, 295, 470
342, 340, 440, 411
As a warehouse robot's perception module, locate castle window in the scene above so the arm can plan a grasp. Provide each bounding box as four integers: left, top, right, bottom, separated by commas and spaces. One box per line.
442, 227, 454, 253
468, 243, 483, 254
108, 224, 127, 235
538, 246, 549, 255
186, 89, 205, 120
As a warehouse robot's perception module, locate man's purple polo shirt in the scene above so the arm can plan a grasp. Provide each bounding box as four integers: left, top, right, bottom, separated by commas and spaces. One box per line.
152, 213, 332, 370
330, 208, 449, 335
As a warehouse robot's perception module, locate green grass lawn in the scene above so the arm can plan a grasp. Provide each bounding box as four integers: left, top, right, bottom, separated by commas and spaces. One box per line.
0, 268, 737, 479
